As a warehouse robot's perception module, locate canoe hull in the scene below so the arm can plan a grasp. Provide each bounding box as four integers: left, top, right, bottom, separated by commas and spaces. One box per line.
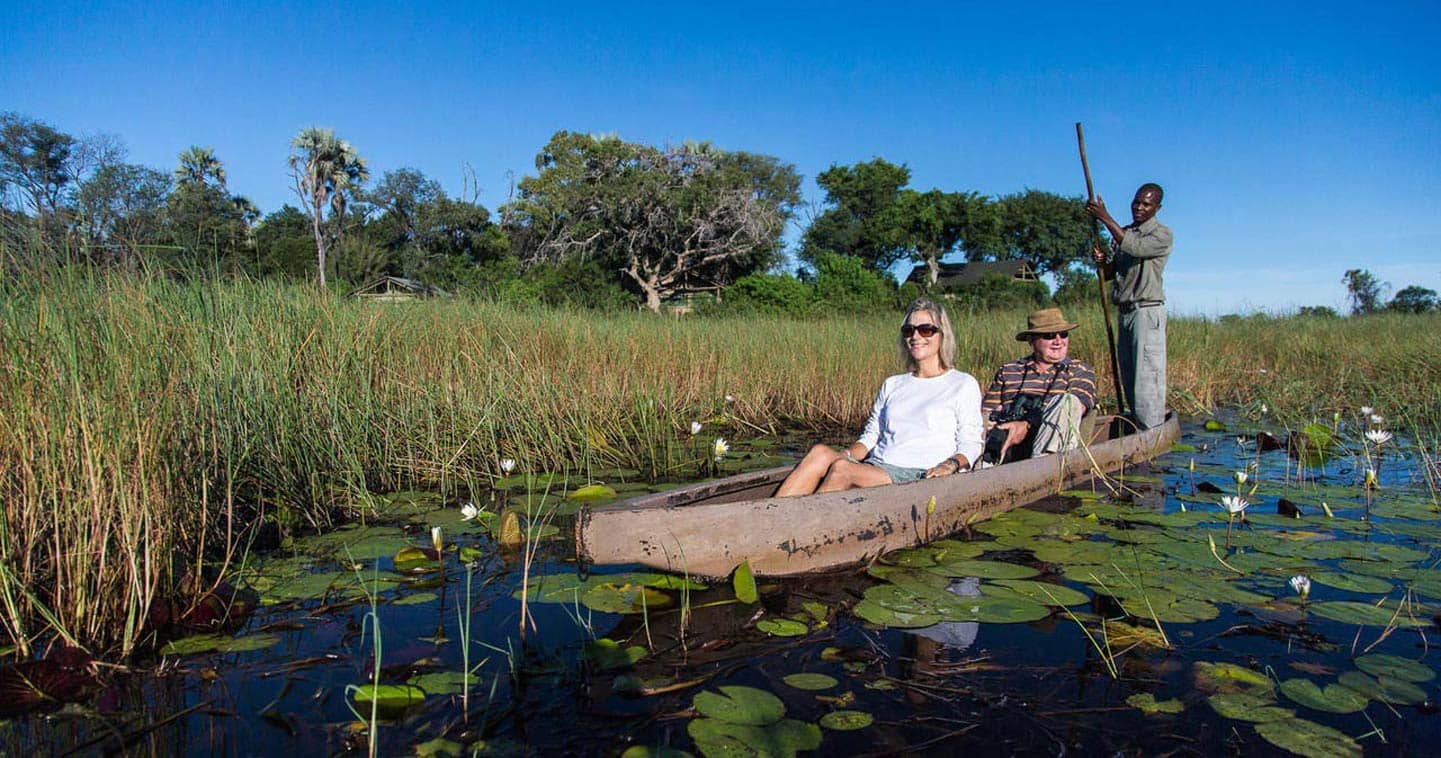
576, 414, 1179, 578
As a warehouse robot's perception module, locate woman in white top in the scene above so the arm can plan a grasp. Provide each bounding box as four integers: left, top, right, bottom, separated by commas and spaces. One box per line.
776, 298, 984, 496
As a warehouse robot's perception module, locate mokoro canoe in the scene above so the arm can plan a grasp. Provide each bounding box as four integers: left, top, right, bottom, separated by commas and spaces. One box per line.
575, 413, 1180, 578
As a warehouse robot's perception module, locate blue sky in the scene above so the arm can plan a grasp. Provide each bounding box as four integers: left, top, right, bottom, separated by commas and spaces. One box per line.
5, 0, 1438, 315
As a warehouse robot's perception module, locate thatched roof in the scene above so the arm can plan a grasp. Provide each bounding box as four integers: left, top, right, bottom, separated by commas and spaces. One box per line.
905, 260, 1038, 288
347, 276, 451, 300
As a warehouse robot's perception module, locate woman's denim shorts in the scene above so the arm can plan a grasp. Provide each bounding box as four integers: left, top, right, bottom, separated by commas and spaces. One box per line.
870, 461, 926, 483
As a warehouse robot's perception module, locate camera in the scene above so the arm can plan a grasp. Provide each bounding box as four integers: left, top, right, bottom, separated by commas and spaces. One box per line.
981, 393, 1046, 464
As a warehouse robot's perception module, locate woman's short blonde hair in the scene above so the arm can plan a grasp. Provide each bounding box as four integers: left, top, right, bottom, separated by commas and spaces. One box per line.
898, 297, 957, 372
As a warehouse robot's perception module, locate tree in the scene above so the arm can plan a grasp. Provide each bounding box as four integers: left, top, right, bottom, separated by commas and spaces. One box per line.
800, 158, 911, 272
252, 205, 316, 277
289, 127, 369, 288
1343, 269, 1385, 315
75, 163, 171, 267
993, 190, 1092, 276
900, 189, 1002, 286
174, 146, 227, 188
166, 147, 254, 267
506, 131, 800, 312
1388, 285, 1438, 313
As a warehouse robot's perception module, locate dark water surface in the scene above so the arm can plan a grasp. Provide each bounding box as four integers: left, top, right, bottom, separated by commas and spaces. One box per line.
6, 414, 1439, 756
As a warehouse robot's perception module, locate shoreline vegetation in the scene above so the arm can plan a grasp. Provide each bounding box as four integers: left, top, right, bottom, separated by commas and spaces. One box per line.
2, 271, 1439, 658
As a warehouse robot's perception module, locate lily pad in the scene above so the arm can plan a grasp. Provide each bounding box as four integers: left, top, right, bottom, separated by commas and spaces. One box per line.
1255, 717, 1362, 758
566, 484, 618, 502
693, 685, 785, 726
687, 717, 821, 758
1194, 661, 1274, 695
1206, 692, 1293, 722
583, 639, 648, 670
982, 579, 1089, 607
782, 673, 838, 691
1126, 692, 1184, 714
851, 598, 942, 629
1336, 671, 1428, 705
757, 618, 809, 637
922, 559, 1039, 580
939, 597, 1051, 624
393, 546, 439, 573
391, 591, 439, 606
818, 710, 873, 730
1277, 678, 1369, 713
581, 583, 672, 614
160, 632, 281, 656
1309, 600, 1428, 627
407, 671, 480, 695
1354, 653, 1436, 683
352, 683, 425, 710
733, 560, 758, 604
1309, 572, 1393, 594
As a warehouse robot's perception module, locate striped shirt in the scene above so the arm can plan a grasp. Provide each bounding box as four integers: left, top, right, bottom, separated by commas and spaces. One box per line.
981, 356, 1097, 421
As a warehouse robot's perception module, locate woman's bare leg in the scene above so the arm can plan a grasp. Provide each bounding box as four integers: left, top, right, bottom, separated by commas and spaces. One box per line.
817, 461, 894, 492
775, 444, 844, 497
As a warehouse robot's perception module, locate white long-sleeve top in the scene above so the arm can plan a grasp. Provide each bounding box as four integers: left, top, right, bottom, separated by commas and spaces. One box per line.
857, 369, 984, 469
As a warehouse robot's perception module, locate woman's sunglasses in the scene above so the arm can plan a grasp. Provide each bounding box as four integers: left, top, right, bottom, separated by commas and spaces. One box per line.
901, 323, 941, 338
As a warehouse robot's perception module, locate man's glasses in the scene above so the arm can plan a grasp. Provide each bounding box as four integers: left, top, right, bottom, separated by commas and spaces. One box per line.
901, 323, 941, 338
1035, 331, 1070, 340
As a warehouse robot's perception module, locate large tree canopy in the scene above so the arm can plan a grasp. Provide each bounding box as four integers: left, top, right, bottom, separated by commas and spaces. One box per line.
505, 131, 800, 312
990, 189, 1092, 277
289, 127, 368, 288
800, 158, 912, 272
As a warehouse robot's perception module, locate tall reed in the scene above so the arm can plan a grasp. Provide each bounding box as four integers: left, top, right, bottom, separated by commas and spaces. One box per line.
1, 271, 1437, 657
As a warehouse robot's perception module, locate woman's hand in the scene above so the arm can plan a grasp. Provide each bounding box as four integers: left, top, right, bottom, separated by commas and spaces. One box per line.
923, 456, 968, 479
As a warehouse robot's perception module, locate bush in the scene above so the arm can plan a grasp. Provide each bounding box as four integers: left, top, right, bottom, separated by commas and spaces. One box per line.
947, 272, 1049, 312
812, 253, 896, 314
720, 272, 815, 315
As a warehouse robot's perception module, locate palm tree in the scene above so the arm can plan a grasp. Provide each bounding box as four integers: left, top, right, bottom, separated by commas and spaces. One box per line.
175, 146, 226, 187
288, 127, 368, 287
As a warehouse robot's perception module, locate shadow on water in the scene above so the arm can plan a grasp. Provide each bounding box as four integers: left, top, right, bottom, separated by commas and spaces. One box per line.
5, 412, 1441, 755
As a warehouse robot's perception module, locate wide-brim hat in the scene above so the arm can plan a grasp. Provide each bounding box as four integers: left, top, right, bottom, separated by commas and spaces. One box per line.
1016, 307, 1078, 341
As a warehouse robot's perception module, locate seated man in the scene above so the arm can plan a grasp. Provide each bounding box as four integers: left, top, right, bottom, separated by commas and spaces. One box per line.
980, 307, 1097, 464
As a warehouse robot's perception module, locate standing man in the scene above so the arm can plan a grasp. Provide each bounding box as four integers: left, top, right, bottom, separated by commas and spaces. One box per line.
1088, 183, 1171, 430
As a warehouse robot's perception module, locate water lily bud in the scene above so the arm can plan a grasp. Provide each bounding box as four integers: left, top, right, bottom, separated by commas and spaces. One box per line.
713, 437, 729, 461
690, 421, 703, 435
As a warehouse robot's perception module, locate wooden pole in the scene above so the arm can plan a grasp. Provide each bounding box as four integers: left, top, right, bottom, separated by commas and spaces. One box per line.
1075, 123, 1129, 418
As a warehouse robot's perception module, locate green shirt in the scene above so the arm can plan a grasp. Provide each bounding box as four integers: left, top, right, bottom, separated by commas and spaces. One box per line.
1109, 216, 1172, 305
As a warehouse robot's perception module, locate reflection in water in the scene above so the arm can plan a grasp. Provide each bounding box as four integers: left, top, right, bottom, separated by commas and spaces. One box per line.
910, 577, 982, 652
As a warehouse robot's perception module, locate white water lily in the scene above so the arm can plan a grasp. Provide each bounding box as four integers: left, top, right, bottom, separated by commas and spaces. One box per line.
1221, 495, 1250, 514
431, 526, 443, 552
725, 394, 736, 404
1289, 575, 1312, 598
1365, 429, 1393, 445
712, 437, 729, 461
1360, 406, 1374, 416
1370, 413, 1385, 426
690, 421, 703, 435
460, 502, 479, 521
1260, 403, 1268, 414
500, 458, 516, 474
1233, 470, 1248, 485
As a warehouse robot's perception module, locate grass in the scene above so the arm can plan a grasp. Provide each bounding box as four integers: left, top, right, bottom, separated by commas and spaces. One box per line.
1, 269, 1439, 657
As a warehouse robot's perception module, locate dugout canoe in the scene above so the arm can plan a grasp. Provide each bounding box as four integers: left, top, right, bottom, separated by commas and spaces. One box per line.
575, 413, 1180, 578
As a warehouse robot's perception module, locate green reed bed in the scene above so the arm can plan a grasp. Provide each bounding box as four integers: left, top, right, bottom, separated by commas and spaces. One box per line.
1, 273, 1438, 658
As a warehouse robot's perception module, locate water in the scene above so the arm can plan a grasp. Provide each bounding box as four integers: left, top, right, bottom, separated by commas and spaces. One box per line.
5, 414, 1438, 756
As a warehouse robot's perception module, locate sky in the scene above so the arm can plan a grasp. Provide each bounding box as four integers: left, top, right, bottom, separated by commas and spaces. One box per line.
4, 0, 1439, 315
